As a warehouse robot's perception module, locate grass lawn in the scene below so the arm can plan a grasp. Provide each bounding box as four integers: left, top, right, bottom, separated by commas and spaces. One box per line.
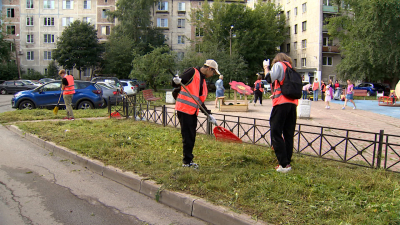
1, 108, 399, 224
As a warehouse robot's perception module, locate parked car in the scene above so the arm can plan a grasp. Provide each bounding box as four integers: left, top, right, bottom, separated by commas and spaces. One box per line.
12, 80, 103, 110
0, 80, 37, 95
353, 83, 387, 96
20, 80, 42, 87
261, 80, 271, 93
91, 77, 122, 92
120, 80, 139, 96
131, 78, 146, 90
96, 82, 124, 108
38, 78, 55, 84
120, 79, 140, 92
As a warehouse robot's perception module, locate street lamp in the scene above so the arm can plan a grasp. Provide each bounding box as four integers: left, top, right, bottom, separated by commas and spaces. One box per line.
229, 25, 234, 56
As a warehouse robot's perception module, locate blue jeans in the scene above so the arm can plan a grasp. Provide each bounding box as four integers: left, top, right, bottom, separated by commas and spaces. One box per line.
313, 90, 319, 101
302, 90, 308, 99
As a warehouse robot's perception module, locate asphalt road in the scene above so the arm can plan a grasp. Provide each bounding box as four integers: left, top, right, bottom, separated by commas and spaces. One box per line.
0, 94, 207, 225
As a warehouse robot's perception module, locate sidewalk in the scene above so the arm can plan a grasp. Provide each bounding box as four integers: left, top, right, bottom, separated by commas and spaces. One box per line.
206, 98, 400, 135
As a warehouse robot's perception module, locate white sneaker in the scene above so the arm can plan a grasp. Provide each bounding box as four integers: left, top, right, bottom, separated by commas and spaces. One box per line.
275, 165, 292, 173
342, 107, 345, 110
353, 107, 356, 110
328, 106, 330, 109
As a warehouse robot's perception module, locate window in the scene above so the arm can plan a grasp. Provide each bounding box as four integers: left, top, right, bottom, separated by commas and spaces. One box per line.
27, 51, 34, 60
44, 51, 52, 60
302, 21, 307, 31
27, 17, 34, 26
44, 17, 55, 26
196, 27, 204, 37
286, 43, 290, 53
157, 2, 168, 11
7, 26, 16, 35
7, 8, 15, 18
323, 37, 332, 46
84, 0, 91, 9
177, 19, 185, 28
44, 34, 55, 43
83, 68, 90, 77
302, 3, 307, 13
302, 39, 307, 48
102, 9, 109, 18
294, 7, 298, 16
294, 59, 297, 67
301, 58, 306, 67
178, 35, 185, 44
27, 34, 34, 43
323, 0, 333, 6
294, 42, 297, 50
101, 26, 110, 35
323, 57, 333, 66
27, 0, 34, 9
294, 24, 297, 34
157, 18, 168, 28
63, 0, 73, 9
83, 17, 91, 23
178, 2, 185, 11
286, 10, 290, 20
44, 0, 55, 9
62, 17, 73, 26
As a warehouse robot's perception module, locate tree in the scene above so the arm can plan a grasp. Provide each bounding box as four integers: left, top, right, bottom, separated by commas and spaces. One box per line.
46, 60, 59, 78
103, 0, 166, 78
327, 0, 400, 87
0, 63, 18, 80
0, 21, 12, 63
191, 1, 286, 84
130, 46, 175, 91
52, 20, 103, 80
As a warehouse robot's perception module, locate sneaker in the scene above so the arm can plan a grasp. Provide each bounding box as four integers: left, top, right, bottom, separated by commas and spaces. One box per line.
275, 165, 292, 173
353, 107, 356, 110
182, 162, 199, 169
341, 107, 345, 110
63, 117, 69, 120
328, 106, 330, 109
69, 117, 75, 120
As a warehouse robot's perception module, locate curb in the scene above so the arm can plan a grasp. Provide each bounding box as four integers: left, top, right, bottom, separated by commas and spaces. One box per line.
6, 124, 268, 225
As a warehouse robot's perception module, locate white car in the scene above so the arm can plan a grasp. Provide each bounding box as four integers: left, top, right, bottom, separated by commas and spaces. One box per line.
120, 81, 138, 96
261, 80, 271, 93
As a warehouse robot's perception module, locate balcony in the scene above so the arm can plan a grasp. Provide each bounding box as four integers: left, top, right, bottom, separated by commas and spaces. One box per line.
322, 46, 340, 53
323, 5, 338, 13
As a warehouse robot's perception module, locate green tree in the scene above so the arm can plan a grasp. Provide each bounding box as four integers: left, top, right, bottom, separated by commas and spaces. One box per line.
52, 20, 103, 80
191, 1, 286, 83
130, 46, 175, 91
0, 63, 18, 80
46, 60, 59, 78
0, 20, 12, 63
103, 0, 165, 78
327, 0, 400, 87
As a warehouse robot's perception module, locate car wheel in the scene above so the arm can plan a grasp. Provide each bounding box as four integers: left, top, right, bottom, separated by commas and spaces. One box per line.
18, 100, 35, 110
0, 89, 7, 95
77, 100, 94, 109
367, 91, 371, 96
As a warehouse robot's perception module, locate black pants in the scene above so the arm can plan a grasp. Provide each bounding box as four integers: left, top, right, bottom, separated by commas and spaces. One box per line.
254, 90, 263, 105
269, 103, 297, 167
177, 111, 198, 164
321, 92, 325, 101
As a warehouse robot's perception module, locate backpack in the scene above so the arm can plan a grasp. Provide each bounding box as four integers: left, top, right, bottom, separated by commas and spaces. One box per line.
280, 62, 302, 99
255, 82, 260, 91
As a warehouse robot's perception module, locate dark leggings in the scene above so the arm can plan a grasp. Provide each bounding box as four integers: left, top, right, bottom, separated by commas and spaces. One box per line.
254, 90, 263, 104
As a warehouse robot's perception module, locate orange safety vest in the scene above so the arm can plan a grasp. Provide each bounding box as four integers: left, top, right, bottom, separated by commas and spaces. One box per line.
312, 81, 319, 91
272, 62, 298, 107
63, 75, 75, 95
175, 68, 207, 115
254, 80, 264, 92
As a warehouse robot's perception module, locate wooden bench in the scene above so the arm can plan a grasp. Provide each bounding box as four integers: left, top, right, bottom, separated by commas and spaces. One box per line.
142, 89, 161, 105
353, 89, 368, 100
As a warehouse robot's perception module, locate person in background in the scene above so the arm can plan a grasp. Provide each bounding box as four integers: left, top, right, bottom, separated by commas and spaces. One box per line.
312, 78, 320, 101
302, 83, 311, 100
172, 59, 219, 169
214, 75, 225, 108
342, 79, 357, 110
264, 53, 298, 173
325, 84, 333, 109
253, 73, 264, 106
321, 80, 326, 101
334, 80, 340, 90
59, 69, 75, 120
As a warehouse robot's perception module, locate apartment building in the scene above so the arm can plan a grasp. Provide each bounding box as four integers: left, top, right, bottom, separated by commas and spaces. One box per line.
276, 0, 341, 84
2, 0, 115, 78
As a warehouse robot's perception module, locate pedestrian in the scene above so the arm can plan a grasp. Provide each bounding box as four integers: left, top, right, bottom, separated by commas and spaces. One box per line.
321, 80, 326, 101
263, 53, 298, 173
342, 79, 357, 110
325, 84, 333, 109
302, 83, 311, 100
214, 75, 225, 108
334, 80, 340, 90
312, 78, 319, 101
172, 59, 219, 169
253, 73, 264, 106
59, 69, 75, 120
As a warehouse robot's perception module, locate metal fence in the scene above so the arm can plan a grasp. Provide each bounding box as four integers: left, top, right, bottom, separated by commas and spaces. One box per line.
109, 97, 400, 173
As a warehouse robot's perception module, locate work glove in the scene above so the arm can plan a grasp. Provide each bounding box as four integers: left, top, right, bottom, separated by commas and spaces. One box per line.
209, 115, 217, 125
173, 75, 182, 85
263, 59, 270, 67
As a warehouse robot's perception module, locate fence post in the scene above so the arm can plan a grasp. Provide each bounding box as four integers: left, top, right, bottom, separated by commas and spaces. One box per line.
377, 130, 384, 169
108, 96, 111, 117
162, 105, 166, 127
125, 97, 129, 119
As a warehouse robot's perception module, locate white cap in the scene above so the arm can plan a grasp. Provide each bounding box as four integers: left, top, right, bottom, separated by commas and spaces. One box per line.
204, 59, 220, 75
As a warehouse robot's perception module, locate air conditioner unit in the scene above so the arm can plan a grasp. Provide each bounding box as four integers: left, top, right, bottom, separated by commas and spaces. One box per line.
18, 51, 23, 55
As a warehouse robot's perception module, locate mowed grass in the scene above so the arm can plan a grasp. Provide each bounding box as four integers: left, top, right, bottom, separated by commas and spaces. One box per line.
5, 114, 400, 225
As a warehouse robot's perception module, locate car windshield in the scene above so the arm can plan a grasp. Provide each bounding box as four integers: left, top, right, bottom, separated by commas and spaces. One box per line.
40, 82, 62, 91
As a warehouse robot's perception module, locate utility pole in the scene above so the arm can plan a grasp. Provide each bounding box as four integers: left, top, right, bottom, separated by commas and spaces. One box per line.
14, 37, 21, 80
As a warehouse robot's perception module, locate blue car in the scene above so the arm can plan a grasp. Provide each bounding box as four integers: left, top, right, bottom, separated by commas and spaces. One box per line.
12, 80, 104, 110
353, 83, 387, 96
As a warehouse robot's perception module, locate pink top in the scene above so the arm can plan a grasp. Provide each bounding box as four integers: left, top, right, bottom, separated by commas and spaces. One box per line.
347, 84, 353, 94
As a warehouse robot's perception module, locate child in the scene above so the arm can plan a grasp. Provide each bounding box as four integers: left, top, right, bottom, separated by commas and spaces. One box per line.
325, 84, 333, 109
